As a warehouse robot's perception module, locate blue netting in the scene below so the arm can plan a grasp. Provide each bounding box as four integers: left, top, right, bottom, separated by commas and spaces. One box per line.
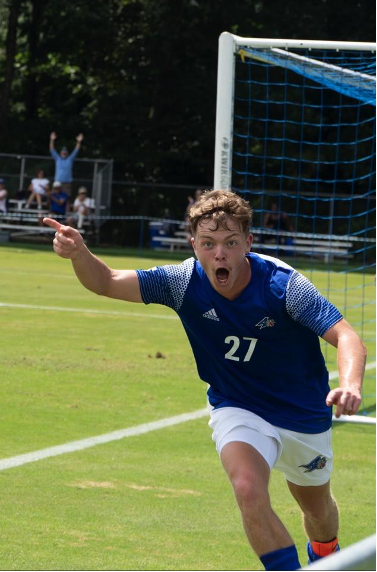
230, 45, 376, 414
232, 47, 376, 239
238, 47, 376, 105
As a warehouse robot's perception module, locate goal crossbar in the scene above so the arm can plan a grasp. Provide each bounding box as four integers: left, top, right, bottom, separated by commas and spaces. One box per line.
238, 47, 376, 104
230, 33, 376, 52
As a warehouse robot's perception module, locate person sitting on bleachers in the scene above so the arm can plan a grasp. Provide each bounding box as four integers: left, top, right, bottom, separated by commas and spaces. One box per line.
67, 186, 92, 230
25, 169, 50, 210
48, 181, 69, 222
262, 201, 294, 246
0, 178, 8, 215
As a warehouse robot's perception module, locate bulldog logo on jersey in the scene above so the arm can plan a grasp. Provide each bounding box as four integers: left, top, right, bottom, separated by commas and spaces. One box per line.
299, 455, 327, 473
255, 317, 276, 329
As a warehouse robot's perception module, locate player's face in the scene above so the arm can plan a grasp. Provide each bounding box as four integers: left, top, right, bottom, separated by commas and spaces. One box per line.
191, 218, 252, 300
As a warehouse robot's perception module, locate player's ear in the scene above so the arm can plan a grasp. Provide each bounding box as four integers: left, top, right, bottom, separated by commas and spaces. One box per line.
245, 233, 253, 252
191, 235, 197, 253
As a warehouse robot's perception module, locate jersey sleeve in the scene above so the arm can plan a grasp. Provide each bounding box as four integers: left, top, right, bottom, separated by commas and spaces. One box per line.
286, 271, 343, 336
136, 257, 195, 311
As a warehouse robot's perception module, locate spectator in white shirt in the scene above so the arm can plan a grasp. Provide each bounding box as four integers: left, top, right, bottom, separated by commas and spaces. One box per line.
67, 186, 92, 230
26, 169, 50, 210
0, 178, 8, 214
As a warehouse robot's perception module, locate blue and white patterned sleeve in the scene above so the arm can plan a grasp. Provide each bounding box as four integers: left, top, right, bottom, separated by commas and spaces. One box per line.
286, 271, 343, 336
136, 257, 195, 312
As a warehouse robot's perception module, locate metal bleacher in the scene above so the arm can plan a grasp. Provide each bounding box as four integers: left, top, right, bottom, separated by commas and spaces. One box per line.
153, 224, 357, 262
0, 198, 100, 243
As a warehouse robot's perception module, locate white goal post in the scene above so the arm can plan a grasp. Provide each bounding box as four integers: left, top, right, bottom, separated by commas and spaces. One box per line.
214, 32, 376, 190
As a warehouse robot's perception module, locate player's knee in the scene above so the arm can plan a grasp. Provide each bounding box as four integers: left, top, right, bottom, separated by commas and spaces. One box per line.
231, 474, 269, 510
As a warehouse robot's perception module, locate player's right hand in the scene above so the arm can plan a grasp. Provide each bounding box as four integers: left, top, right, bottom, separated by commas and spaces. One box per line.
43, 218, 84, 260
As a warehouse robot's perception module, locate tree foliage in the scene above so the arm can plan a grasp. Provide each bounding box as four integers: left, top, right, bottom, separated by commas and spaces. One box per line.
0, 0, 375, 184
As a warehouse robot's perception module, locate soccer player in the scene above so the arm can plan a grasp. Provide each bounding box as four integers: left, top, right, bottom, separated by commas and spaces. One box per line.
43, 190, 366, 571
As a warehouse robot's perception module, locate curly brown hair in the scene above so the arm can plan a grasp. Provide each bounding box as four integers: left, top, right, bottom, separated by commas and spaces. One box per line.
189, 189, 253, 235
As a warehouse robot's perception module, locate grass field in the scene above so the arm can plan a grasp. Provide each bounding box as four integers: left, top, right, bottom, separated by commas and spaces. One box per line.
0, 243, 375, 571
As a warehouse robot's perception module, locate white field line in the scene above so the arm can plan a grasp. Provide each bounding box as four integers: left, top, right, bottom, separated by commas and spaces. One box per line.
2, 301, 375, 330
0, 296, 375, 472
0, 270, 76, 279
0, 302, 178, 321
0, 408, 209, 472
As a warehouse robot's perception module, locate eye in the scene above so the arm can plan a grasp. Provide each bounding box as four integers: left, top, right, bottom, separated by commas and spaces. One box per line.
203, 241, 213, 248
228, 240, 238, 247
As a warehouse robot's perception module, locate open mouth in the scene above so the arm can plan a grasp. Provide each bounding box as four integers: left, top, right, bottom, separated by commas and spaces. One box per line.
215, 267, 230, 285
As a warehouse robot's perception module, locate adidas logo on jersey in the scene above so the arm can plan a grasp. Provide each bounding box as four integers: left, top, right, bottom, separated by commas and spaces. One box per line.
203, 308, 220, 321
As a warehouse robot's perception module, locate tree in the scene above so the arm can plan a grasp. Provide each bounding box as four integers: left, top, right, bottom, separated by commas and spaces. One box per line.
0, 0, 22, 133
0, 0, 375, 187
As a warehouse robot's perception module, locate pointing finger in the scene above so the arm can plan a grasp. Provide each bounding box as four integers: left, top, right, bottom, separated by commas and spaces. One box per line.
43, 217, 62, 232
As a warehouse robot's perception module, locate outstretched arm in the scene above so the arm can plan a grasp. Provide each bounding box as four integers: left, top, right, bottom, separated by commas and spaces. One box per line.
322, 318, 367, 417
75, 133, 84, 149
49, 131, 57, 151
43, 218, 142, 303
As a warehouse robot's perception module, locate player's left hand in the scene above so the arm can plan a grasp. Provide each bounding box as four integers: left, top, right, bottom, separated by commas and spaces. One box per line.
326, 386, 361, 418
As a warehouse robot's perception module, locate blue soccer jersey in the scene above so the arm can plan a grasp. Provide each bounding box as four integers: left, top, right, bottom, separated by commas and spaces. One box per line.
136, 253, 342, 433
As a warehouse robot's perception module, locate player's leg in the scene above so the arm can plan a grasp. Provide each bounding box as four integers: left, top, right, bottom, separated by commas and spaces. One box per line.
209, 408, 301, 570
221, 441, 295, 554
274, 426, 338, 563
287, 480, 339, 561
287, 480, 338, 541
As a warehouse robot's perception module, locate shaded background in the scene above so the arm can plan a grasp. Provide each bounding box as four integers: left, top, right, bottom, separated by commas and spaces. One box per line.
0, 0, 375, 189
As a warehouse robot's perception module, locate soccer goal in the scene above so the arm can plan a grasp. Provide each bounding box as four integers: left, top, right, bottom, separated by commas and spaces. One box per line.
214, 33, 376, 420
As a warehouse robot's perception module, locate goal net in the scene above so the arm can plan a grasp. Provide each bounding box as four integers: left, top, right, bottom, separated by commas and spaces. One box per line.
214, 33, 376, 420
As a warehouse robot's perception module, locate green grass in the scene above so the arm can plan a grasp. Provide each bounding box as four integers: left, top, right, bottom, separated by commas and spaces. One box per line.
0, 244, 375, 570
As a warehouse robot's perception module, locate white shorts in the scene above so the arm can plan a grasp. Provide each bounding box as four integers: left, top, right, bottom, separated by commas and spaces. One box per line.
209, 406, 333, 486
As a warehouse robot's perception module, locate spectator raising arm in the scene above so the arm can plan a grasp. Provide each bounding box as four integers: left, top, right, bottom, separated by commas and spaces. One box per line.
48, 131, 84, 197
49, 131, 57, 152
75, 133, 84, 149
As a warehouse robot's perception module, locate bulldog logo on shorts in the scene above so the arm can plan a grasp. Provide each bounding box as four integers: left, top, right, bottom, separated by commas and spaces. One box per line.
299, 455, 327, 473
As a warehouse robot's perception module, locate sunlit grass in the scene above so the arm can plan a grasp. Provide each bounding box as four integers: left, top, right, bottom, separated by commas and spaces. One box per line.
0, 244, 375, 570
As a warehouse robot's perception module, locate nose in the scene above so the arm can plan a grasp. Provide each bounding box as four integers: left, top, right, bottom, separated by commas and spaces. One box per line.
214, 246, 226, 260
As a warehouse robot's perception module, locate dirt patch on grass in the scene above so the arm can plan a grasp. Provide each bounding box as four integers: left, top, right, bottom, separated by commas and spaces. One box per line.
68, 480, 116, 489
125, 483, 201, 497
